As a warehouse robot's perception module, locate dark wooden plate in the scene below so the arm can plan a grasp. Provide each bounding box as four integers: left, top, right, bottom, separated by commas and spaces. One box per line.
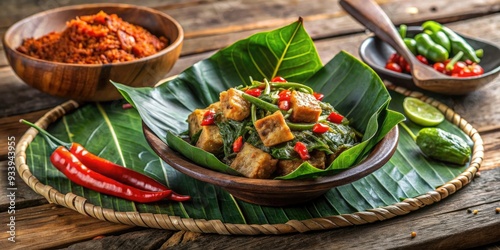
359, 26, 500, 93
144, 125, 399, 207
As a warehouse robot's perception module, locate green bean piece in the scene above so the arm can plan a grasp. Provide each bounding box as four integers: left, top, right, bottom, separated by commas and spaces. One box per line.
286, 121, 315, 131
271, 82, 314, 94
242, 93, 280, 113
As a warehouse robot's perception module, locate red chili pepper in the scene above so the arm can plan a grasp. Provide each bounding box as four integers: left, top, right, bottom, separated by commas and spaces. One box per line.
232, 136, 243, 153
245, 88, 262, 97
312, 123, 329, 134
278, 100, 290, 110
51, 146, 172, 203
278, 89, 291, 101
327, 112, 344, 124
201, 110, 216, 126
468, 64, 484, 76
271, 76, 287, 82
294, 142, 310, 160
20, 119, 190, 202
313, 92, 324, 101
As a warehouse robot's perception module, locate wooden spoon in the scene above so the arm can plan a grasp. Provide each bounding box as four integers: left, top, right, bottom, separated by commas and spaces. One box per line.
339, 0, 498, 95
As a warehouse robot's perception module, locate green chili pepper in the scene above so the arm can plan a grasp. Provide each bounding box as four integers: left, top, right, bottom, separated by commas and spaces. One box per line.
424, 30, 451, 53
422, 21, 480, 63
399, 24, 407, 38
414, 33, 449, 62
404, 38, 418, 55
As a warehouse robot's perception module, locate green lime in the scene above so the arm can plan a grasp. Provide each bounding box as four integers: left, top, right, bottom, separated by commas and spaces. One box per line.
403, 97, 444, 126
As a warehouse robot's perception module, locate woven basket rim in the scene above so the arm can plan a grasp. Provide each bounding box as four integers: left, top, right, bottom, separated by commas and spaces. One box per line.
15, 83, 483, 235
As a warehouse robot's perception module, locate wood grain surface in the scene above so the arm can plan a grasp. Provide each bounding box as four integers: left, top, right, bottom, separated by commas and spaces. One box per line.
1, 0, 500, 249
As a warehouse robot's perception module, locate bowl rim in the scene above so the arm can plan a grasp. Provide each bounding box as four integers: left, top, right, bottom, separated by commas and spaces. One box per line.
143, 123, 399, 193
2, 3, 184, 67
359, 26, 500, 81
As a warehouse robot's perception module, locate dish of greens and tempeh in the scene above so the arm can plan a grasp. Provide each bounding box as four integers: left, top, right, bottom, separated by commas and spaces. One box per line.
187, 77, 361, 179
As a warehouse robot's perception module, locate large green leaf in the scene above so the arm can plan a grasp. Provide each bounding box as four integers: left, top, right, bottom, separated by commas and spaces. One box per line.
25, 19, 472, 225
25, 90, 471, 223
115, 19, 404, 179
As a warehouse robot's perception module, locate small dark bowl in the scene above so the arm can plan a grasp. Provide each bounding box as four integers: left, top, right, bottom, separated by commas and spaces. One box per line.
144, 125, 399, 207
359, 26, 500, 93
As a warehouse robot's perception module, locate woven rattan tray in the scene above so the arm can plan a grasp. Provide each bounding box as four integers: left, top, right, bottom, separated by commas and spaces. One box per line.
15, 83, 483, 235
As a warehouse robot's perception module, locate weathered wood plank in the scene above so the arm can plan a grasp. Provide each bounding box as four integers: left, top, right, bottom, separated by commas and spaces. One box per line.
3, 168, 497, 249
0, 203, 135, 249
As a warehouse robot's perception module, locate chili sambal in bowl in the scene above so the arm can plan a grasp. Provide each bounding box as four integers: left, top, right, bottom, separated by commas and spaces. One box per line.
3, 3, 183, 101
359, 24, 500, 95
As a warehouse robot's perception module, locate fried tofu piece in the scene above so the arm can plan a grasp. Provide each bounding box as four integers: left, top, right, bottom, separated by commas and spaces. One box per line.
195, 125, 223, 154
186, 102, 221, 137
220, 88, 250, 121
275, 150, 326, 176
230, 143, 278, 179
254, 111, 294, 147
290, 90, 322, 123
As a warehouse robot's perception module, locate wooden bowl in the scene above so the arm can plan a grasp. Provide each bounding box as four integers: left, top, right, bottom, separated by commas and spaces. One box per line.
144, 125, 399, 207
359, 26, 500, 95
2, 3, 183, 101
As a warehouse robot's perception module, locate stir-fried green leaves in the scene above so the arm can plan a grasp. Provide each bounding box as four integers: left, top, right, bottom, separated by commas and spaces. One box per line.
114, 18, 404, 179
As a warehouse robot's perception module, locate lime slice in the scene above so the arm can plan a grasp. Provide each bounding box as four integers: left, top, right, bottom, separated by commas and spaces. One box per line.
403, 97, 444, 126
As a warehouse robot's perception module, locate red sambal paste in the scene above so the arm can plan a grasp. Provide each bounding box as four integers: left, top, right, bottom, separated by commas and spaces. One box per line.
16, 11, 168, 64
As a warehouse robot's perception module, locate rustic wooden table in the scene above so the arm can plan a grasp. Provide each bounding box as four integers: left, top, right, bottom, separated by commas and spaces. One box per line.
1, 0, 499, 249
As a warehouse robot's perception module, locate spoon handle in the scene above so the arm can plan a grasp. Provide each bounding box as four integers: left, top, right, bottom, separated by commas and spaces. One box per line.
339, 0, 416, 65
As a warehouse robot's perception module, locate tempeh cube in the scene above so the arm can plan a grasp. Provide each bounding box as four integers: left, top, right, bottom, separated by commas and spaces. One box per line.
230, 143, 278, 179
290, 90, 322, 123
186, 102, 220, 137
195, 125, 223, 154
220, 88, 250, 121
275, 150, 326, 176
254, 111, 294, 147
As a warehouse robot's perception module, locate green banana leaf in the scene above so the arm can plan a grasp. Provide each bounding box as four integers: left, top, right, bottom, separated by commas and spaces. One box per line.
24, 19, 472, 224
114, 19, 405, 179
25, 93, 471, 223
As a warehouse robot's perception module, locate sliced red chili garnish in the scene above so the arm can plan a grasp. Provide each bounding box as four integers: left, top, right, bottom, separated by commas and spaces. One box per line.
201, 110, 216, 126
278, 89, 291, 101
278, 100, 290, 110
233, 136, 243, 153
313, 92, 324, 101
245, 88, 262, 97
469, 64, 484, 76
294, 142, 310, 160
327, 112, 344, 124
312, 123, 329, 134
271, 76, 287, 82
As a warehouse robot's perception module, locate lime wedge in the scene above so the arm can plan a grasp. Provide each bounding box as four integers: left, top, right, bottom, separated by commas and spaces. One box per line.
403, 97, 444, 126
